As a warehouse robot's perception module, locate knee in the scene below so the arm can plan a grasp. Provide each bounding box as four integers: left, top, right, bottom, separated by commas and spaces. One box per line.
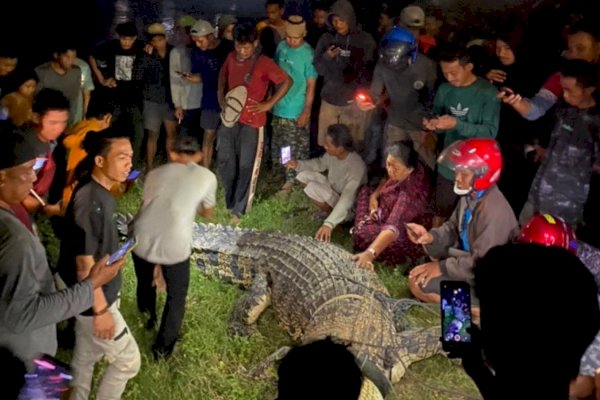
115, 342, 141, 378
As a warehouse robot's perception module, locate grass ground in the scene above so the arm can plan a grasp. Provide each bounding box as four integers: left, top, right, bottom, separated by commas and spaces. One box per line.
43, 166, 480, 400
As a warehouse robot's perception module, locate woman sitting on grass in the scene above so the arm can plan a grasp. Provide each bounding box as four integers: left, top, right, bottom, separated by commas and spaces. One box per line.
352, 142, 432, 269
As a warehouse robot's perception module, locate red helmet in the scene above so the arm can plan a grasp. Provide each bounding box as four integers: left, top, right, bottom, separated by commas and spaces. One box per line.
518, 214, 578, 254
437, 138, 502, 190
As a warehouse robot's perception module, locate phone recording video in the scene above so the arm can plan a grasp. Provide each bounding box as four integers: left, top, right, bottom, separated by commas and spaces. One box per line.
33, 158, 47, 172
18, 354, 72, 400
280, 145, 291, 165
107, 237, 138, 265
127, 170, 141, 181
440, 280, 472, 352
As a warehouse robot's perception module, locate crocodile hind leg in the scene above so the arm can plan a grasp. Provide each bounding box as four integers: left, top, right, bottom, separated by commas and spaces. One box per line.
389, 326, 443, 383
229, 272, 272, 336
248, 346, 292, 379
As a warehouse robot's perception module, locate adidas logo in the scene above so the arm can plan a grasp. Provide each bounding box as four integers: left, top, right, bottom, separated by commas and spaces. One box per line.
450, 103, 469, 118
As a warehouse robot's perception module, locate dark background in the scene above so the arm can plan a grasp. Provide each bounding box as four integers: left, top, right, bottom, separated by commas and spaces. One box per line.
0, 0, 597, 69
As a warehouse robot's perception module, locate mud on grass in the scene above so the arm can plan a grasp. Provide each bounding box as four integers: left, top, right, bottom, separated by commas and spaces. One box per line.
43, 169, 479, 399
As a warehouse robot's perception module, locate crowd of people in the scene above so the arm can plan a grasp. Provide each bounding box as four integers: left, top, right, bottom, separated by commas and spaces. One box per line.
1, 0, 600, 399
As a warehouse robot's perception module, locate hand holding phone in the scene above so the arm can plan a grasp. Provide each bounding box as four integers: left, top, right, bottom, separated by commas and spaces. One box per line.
499, 87, 514, 96
107, 237, 138, 265
280, 146, 292, 165
441, 280, 473, 352
127, 170, 141, 181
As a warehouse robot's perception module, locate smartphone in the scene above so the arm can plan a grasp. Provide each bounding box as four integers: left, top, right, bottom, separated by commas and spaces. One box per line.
280, 145, 291, 165
19, 353, 72, 400
107, 237, 138, 265
127, 169, 141, 181
440, 280, 472, 352
33, 157, 47, 172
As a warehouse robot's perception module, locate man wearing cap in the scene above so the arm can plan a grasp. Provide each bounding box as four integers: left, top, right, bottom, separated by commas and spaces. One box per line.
0, 123, 123, 367
170, 16, 203, 140
314, 0, 376, 151
133, 23, 177, 171
272, 15, 318, 194
218, 14, 238, 45
89, 21, 144, 166
131, 135, 216, 359
186, 19, 234, 168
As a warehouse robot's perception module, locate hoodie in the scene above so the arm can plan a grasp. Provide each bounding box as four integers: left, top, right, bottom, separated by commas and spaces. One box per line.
314, 0, 376, 106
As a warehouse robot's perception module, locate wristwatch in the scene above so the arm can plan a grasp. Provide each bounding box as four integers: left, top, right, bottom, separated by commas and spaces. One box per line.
367, 247, 377, 258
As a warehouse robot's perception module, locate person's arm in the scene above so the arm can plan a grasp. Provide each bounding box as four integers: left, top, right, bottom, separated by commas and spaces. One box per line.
425, 205, 460, 258
297, 77, 316, 127
313, 34, 339, 78
0, 233, 122, 334
296, 154, 328, 173
323, 177, 363, 229
197, 172, 217, 219
169, 49, 185, 116
76, 255, 109, 314
217, 57, 230, 110
247, 59, 293, 114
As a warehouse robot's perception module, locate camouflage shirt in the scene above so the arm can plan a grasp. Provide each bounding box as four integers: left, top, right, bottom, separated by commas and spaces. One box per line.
528, 103, 600, 226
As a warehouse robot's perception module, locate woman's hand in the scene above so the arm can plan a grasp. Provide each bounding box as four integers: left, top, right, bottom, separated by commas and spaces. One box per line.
352, 251, 375, 270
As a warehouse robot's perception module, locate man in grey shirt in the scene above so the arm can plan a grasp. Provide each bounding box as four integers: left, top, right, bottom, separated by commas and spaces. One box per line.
0, 126, 122, 367
132, 135, 217, 359
360, 26, 437, 168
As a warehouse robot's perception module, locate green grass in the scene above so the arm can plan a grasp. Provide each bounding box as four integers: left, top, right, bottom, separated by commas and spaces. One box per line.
43, 167, 479, 400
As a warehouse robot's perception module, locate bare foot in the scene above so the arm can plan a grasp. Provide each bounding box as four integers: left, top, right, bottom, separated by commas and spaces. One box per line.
230, 215, 241, 226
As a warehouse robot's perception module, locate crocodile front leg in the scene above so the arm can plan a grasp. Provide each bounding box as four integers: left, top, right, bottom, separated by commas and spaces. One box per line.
389, 326, 443, 383
229, 271, 272, 336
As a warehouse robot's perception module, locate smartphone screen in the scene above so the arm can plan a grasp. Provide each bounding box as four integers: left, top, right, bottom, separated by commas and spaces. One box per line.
107, 237, 137, 265
280, 145, 291, 165
33, 158, 47, 172
441, 280, 472, 351
127, 170, 141, 181
19, 354, 72, 400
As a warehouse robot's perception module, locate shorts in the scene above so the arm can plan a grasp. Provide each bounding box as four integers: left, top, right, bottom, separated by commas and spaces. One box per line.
200, 109, 220, 130
143, 101, 175, 132
435, 174, 458, 219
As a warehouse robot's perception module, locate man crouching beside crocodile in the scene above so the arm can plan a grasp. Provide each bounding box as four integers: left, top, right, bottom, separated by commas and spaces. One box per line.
190, 222, 443, 397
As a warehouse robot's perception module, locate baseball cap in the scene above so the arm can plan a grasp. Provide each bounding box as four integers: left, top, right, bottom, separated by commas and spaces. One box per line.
191, 20, 215, 37
147, 23, 166, 36
0, 123, 45, 170
177, 15, 196, 28
218, 14, 238, 32
400, 5, 425, 28
285, 15, 307, 37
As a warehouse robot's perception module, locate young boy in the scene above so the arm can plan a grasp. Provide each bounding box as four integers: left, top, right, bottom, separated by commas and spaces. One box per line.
217, 22, 291, 224
272, 15, 318, 194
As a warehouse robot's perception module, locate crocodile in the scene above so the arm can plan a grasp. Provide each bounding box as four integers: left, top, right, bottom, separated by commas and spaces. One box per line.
190, 223, 442, 395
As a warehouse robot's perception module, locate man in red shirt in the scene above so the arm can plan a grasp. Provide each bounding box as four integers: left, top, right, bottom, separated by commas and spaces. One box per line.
217, 23, 292, 224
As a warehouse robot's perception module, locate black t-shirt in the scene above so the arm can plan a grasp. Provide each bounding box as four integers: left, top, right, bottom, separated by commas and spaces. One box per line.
58, 179, 121, 315
93, 39, 143, 104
